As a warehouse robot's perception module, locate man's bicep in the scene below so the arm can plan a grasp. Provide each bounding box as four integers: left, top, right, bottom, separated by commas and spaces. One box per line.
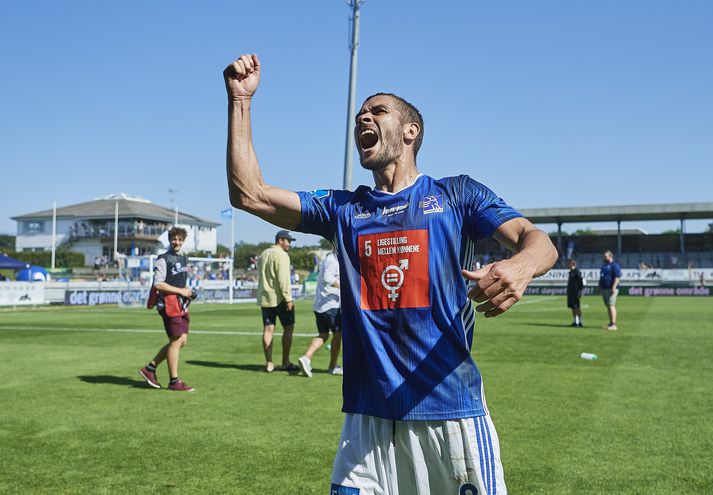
232, 185, 302, 229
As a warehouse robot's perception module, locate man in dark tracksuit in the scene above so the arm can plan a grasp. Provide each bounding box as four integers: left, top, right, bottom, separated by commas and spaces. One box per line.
139, 227, 196, 391
567, 259, 584, 327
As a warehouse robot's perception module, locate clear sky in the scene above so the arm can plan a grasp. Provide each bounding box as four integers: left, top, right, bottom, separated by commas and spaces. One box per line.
2, 1, 711, 247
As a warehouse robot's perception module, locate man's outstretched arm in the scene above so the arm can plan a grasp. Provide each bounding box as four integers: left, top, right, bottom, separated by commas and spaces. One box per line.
224, 54, 301, 229
463, 217, 558, 317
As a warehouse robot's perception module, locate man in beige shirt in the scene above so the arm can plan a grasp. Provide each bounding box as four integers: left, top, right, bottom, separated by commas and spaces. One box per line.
257, 230, 298, 372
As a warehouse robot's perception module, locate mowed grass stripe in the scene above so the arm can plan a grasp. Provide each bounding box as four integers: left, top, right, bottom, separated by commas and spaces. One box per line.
0, 326, 326, 338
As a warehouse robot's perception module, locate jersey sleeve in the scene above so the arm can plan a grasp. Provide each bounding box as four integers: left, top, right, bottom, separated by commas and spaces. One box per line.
153, 258, 167, 285
458, 175, 523, 241
322, 254, 340, 286
614, 263, 623, 279
296, 189, 341, 241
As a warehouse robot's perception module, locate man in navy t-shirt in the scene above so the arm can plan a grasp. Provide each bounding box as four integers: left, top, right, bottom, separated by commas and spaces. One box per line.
599, 250, 622, 331
223, 53, 558, 495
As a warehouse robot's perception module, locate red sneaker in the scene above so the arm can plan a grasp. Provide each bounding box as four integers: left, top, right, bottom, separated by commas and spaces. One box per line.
168, 379, 195, 392
138, 367, 161, 389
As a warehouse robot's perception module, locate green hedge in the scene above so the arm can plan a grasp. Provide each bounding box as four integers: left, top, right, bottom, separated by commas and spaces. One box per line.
227, 242, 319, 271
7, 250, 85, 268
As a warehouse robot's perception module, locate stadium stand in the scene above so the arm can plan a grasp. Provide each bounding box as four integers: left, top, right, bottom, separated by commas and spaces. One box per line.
472, 202, 713, 269
475, 233, 713, 269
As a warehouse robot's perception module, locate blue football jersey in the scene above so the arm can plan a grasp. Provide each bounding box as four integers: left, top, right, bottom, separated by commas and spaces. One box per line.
296, 174, 522, 420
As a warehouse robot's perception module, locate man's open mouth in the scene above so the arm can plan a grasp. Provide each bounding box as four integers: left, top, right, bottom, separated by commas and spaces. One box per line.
359, 129, 379, 150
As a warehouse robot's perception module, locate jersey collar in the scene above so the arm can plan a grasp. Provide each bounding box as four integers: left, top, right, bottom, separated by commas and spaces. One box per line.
370, 174, 424, 197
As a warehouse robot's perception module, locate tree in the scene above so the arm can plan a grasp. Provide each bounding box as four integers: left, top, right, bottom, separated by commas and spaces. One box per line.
0, 234, 15, 252
215, 243, 231, 257
229, 241, 321, 271
289, 246, 320, 271
318, 238, 334, 250
232, 241, 271, 269
9, 249, 84, 268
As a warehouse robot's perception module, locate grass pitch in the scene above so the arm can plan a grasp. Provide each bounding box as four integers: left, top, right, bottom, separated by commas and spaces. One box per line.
1, 296, 712, 494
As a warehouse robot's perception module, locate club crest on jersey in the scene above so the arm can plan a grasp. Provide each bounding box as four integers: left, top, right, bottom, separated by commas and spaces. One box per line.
310, 189, 331, 199
170, 263, 188, 276
419, 195, 444, 215
381, 202, 409, 217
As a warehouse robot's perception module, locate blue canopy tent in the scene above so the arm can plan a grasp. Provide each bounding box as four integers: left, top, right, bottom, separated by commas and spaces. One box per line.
0, 254, 29, 270
16, 265, 50, 282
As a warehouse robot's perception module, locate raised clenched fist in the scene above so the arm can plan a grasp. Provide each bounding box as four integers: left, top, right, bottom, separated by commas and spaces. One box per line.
223, 54, 261, 100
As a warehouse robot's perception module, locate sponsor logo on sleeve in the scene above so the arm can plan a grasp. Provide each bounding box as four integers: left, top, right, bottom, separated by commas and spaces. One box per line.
419, 195, 444, 215
310, 189, 332, 199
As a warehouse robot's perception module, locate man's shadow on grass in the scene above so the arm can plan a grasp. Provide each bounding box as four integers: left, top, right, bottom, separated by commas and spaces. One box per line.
186, 360, 302, 374
77, 375, 147, 388
524, 322, 584, 330
187, 360, 263, 372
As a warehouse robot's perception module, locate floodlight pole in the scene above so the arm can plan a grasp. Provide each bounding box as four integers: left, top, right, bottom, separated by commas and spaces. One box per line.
231, 209, 235, 261
230, 209, 235, 304
113, 201, 119, 261
342, 0, 364, 191
51, 201, 57, 270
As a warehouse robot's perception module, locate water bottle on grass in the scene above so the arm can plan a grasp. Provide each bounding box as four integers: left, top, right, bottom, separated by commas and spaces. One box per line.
580, 352, 598, 361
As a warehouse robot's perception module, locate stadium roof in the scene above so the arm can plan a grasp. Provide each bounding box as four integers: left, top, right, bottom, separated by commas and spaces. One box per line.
520, 202, 713, 224
12, 194, 219, 227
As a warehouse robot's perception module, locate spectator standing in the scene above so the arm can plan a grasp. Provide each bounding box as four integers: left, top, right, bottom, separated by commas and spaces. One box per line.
257, 230, 299, 372
599, 250, 622, 331
567, 259, 584, 327
298, 249, 342, 377
138, 227, 196, 391
566, 239, 575, 260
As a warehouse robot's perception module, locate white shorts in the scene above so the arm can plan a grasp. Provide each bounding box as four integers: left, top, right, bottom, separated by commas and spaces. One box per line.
330, 413, 506, 495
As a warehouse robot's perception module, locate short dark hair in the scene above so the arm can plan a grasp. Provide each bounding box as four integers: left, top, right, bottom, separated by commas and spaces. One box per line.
168, 227, 187, 240
364, 93, 424, 157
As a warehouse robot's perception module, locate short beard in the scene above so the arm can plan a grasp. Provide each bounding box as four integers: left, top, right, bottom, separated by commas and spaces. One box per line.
359, 133, 403, 171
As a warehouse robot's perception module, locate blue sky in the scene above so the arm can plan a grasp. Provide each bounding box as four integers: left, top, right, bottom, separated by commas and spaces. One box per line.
1, 0, 711, 246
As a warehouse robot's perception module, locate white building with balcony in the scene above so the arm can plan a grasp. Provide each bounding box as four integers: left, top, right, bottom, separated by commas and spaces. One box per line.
12, 193, 220, 266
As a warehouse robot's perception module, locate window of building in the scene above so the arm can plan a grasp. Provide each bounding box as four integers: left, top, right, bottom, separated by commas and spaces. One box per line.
24, 221, 44, 234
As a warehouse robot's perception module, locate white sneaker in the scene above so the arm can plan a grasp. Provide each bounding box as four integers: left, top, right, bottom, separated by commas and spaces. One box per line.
328, 365, 343, 376
298, 355, 312, 377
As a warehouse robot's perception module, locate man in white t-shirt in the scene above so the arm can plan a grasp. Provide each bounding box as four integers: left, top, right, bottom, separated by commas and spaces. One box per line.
298, 250, 342, 377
